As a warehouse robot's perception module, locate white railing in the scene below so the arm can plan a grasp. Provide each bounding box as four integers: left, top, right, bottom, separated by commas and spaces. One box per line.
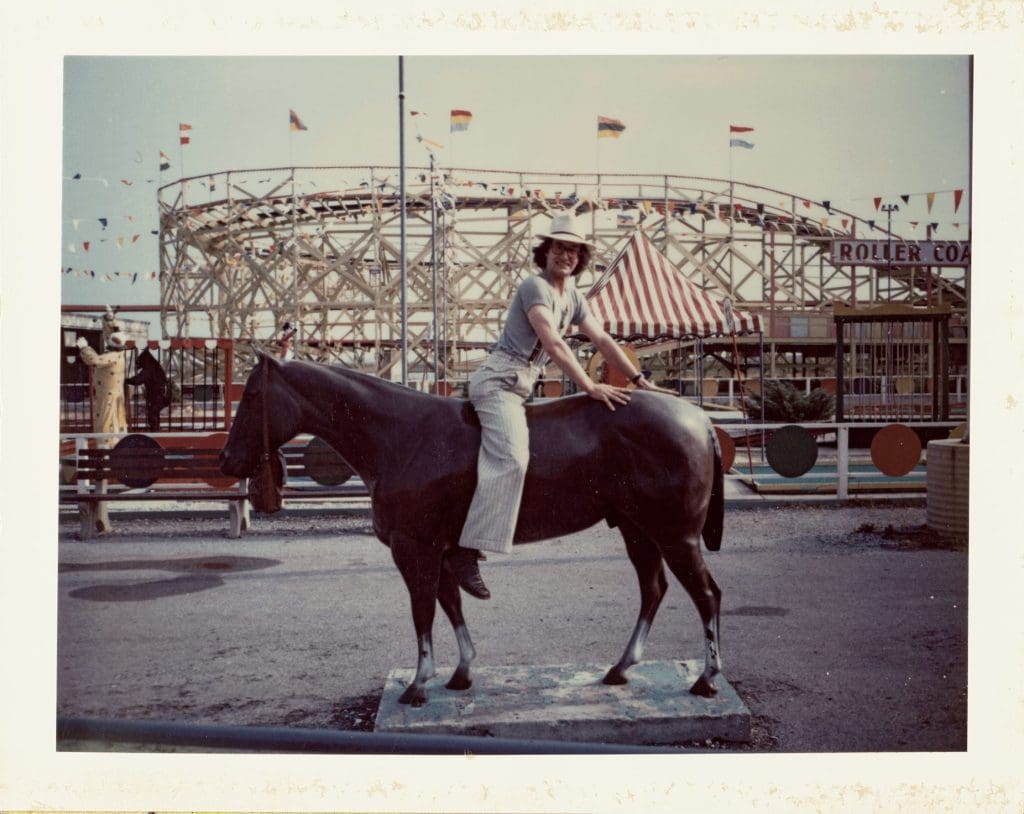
717, 420, 962, 500
61, 420, 963, 503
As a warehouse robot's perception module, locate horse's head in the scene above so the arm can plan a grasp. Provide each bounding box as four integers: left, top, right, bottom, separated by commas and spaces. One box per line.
220, 349, 303, 477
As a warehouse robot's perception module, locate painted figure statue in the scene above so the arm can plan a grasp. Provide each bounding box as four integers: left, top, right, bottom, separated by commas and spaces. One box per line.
125, 348, 171, 432
75, 309, 129, 533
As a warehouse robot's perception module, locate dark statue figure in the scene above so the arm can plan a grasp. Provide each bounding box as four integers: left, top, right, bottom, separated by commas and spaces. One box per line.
125, 348, 171, 432
220, 350, 725, 706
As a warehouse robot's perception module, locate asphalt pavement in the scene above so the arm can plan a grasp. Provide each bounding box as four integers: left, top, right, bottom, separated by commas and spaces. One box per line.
56, 500, 966, 753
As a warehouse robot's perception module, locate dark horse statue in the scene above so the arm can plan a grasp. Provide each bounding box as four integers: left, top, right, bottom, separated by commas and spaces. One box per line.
125, 348, 171, 432
220, 350, 726, 706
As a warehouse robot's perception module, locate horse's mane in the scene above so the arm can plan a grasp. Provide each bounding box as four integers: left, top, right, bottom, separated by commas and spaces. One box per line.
281, 358, 461, 407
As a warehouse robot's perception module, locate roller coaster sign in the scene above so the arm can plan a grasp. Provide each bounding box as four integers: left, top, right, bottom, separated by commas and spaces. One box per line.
831, 239, 970, 267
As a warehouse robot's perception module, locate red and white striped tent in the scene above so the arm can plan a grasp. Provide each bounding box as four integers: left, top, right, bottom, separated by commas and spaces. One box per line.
585, 231, 761, 340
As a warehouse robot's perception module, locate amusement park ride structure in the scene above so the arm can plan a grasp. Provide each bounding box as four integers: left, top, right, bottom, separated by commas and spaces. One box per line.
156, 164, 968, 401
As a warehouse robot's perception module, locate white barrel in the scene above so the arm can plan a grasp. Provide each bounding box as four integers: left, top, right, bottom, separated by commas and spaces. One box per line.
926, 439, 969, 538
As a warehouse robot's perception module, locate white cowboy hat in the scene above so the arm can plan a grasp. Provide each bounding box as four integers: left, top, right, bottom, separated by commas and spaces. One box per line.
536, 212, 595, 249
106, 331, 128, 351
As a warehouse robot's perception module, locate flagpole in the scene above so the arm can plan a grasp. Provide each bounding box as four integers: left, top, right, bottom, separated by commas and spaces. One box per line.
398, 56, 408, 387
178, 136, 184, 181
430, 150, 439, 388
728, 132, 735, 297
178, 130, 186, 207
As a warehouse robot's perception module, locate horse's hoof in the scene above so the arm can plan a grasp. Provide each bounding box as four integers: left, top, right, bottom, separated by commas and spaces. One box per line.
446, 673, 472, 691
689, 675, 719, 698
398, 685, 428, 706
602, 668, 629, 685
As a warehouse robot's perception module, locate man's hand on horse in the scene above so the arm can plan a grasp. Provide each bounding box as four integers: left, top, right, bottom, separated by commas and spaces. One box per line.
587, 382, 632, 410
635, 377, 674, 395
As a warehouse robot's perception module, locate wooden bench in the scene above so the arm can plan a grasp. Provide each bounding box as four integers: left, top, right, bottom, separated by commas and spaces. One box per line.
60, 435, 368, 540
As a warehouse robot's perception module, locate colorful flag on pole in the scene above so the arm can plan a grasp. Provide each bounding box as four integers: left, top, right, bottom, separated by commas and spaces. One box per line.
159, 151, 170, 171
729, 139, 754, 149
179, 123, 192, 145
729, 125, 754, 133
450, 109, 472, 132
289, 109, 308, 131
597, 116, 626, 138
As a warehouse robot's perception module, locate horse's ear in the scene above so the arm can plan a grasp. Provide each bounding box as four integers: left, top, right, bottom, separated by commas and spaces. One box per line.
253, 345, 282, 369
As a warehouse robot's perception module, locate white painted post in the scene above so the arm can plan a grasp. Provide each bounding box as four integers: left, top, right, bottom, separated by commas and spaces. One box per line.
837, 424, 849, 501
75, 435, 88, 493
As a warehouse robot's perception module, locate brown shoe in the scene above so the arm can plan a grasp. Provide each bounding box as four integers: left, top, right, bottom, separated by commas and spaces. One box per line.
446, 547, 491, 600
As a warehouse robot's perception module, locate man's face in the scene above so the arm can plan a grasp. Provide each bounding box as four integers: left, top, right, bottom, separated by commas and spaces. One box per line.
545, 239, 581, 279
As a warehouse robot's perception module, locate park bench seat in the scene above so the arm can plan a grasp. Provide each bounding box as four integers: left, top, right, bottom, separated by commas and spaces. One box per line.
60, 440, 367, 540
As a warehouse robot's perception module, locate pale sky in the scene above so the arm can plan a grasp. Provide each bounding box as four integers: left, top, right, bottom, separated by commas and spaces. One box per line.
60, 54, 970, 319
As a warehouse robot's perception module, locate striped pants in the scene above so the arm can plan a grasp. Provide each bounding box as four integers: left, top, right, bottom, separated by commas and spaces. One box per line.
458, 352, 540, 554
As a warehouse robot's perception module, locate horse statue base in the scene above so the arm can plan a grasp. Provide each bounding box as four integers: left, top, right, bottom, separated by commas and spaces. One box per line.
374, 659, 751, 746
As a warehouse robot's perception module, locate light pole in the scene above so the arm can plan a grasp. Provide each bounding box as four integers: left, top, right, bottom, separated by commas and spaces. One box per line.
879, 202, 899, 411
880, 203, 899, 301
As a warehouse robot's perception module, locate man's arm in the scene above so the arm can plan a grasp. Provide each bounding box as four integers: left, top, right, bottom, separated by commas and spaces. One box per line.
526, 305, 631, 410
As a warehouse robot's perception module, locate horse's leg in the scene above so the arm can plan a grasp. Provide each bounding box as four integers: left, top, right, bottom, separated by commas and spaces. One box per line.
658, 535, 723, 697
437, 561, 477, 691
603, 524, 668, 685
390, 534, 443, 706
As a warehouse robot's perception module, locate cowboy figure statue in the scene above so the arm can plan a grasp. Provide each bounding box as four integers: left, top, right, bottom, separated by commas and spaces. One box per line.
75, 308, 130, 533
447, 212, 663, 599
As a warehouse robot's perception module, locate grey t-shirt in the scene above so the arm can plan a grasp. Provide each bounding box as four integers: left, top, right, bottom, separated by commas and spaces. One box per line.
492, 274, 589, 366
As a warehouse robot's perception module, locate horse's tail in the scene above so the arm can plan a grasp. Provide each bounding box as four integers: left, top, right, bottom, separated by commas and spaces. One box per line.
701, 423, 724, 552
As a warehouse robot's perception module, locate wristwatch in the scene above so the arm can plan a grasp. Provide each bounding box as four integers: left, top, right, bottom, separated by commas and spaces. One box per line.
630, 371, 644, 385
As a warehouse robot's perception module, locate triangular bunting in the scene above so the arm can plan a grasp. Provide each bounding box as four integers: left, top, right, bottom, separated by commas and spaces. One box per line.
953, 189, 963, 212
926, 192, 935, 213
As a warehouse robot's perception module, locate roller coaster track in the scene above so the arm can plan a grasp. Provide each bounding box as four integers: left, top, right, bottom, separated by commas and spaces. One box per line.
158, 166, 967, 377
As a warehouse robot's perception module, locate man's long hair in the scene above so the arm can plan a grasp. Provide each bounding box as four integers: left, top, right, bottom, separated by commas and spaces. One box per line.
532, 237, 592, 277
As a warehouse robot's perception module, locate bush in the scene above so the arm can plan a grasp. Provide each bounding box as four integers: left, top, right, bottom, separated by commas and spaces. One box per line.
745, 381, 835, 422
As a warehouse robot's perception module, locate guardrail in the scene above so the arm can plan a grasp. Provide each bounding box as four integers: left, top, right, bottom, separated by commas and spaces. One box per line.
716, 420, 962, 500
61, 420, 963, 507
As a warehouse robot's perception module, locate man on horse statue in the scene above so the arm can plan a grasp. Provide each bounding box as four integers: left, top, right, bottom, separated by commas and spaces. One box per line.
448, 212, 661, 599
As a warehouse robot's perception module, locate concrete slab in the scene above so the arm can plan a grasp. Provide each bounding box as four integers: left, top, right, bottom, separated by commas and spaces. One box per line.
374, 660, 751, 747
